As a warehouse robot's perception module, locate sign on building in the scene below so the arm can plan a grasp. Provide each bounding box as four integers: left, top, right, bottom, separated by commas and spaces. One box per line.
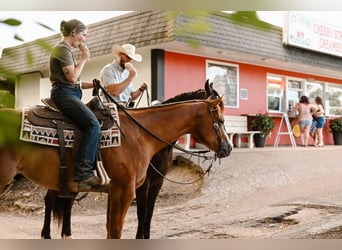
283, 12, 342, 58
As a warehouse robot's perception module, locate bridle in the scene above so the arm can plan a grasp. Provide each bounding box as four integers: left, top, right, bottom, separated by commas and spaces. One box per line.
207, 100, 228, 159
151, 101, 227, 185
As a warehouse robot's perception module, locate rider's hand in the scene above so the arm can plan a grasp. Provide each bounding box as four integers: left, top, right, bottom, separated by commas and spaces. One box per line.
139, 82, 148, 92
93, 79, 102, 90
79, 44, 90, 61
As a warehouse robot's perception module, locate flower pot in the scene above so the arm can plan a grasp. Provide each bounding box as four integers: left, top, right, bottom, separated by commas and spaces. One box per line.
332, 131, 342, 145
253, 134, 266, 148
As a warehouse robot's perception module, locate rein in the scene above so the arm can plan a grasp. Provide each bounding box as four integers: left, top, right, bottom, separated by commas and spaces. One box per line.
148, 156, 215, 185
134, 86, 151, 108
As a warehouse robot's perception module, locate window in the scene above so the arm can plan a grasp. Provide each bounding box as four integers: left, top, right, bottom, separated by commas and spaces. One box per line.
305, 81, 323, 103
206, 60, 239, 108
287, 78, 303, 112
327, 84, 342, 116
267, 75, 284, 112
267, 74, 342, 116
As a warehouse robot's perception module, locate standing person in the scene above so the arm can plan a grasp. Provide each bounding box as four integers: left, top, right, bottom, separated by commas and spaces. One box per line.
313, 96, 326, 147
49, 19, 101, 189
99, 44, 147, 105
290, 95, 316, 147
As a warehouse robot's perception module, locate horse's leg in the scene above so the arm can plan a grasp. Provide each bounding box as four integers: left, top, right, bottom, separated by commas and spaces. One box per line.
143, 177, 165, 239
143, 146, 173, 239
106, 183, 135, 239
61, 196, 75, 239
41, 189, 58, 239
135, 177, 150, 239
135, 146, 173, 239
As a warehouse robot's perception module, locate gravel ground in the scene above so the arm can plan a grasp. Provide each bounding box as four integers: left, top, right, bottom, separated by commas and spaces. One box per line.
1, 146, 342, 239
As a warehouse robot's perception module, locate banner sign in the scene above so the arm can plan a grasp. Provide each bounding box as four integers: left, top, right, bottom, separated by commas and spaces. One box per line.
283, 12, 342, 58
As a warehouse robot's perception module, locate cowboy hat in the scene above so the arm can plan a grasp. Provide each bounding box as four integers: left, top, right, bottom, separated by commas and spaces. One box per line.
112, 44, 142, 62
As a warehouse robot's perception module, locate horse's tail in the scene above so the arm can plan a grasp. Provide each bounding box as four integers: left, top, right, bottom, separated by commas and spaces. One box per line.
52, 196, 64, 226
52, 195, 75, 228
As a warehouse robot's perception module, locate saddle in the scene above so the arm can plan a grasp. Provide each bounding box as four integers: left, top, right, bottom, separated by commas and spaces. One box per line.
27, 97, 115, 131
25, 97, 115, 196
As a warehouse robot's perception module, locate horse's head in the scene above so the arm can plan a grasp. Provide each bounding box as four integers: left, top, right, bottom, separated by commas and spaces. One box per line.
191, 96, 232, 158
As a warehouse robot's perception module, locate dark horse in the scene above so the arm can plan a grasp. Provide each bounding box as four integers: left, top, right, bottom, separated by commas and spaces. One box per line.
41, 80, 221, 239
0, 88, 230, 238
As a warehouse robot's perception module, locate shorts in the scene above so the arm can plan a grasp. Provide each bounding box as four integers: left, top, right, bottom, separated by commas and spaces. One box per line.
299, 119, 312, 128
315, 116, 326, 128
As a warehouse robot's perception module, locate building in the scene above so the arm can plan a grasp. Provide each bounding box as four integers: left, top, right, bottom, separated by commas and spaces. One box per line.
1, 11, 342, 146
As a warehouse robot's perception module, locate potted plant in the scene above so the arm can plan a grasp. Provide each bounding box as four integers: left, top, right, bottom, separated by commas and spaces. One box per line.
329, 117, 342, 145
250, 113, 275, 147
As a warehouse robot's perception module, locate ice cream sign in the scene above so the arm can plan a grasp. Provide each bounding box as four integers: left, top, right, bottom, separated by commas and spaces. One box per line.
283, 12, 342, 58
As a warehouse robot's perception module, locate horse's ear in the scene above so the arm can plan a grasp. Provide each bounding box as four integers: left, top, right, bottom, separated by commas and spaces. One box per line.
210, 95, 223, 107
204, 79, 210, 95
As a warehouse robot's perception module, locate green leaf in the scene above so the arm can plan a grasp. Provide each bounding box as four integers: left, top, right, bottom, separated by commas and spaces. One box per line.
186, 38, 202, 48
228, 11, 273, 30
35, 39, 53, 53
0, 18, 22, 26
0, 66, 18, 80
14, 34, 24, 42
0, 90, 15, 108
182, 21, 211, 34
25, 49, 34, 65
35, 21, 55, 32
0, 110, 21, 146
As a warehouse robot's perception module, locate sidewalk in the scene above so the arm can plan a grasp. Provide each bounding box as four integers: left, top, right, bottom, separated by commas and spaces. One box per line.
232, 144, 342, 152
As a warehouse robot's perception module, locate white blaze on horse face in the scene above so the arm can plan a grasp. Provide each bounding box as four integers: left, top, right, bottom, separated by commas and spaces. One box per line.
213, 97, 232, 156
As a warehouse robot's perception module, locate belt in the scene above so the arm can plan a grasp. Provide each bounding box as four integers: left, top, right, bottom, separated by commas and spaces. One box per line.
52, 83, 81, 89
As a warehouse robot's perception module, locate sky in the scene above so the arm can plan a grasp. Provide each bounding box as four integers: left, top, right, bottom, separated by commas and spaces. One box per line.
1, 11, 342, 50
0, 11, 131, 49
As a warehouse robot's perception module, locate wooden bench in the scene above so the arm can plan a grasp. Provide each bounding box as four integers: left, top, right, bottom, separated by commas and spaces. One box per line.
175, 134, 209, 153
224, 115, 260, 148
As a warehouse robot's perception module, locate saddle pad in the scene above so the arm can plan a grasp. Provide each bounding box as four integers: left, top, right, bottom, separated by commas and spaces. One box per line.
20, 107, 121, 148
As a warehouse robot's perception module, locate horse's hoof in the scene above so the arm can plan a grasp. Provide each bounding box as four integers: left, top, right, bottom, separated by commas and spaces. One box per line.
62, 234, 72, 239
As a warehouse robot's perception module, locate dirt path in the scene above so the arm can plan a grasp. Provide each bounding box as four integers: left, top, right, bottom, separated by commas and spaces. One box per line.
1, 146, 342, 239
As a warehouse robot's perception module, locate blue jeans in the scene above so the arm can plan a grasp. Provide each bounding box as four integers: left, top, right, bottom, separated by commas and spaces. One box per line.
51, 85, 101, 182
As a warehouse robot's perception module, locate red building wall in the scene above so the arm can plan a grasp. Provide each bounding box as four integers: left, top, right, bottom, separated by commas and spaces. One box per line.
164, 51, 342, 146
164, 52, 206, 98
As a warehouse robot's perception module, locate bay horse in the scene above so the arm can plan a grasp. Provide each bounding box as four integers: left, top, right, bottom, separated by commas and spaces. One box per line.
40, 80, 220, 239
0, 94, 231, 238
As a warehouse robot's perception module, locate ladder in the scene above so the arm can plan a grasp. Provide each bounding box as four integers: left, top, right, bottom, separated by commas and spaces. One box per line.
274, 113, 297, 147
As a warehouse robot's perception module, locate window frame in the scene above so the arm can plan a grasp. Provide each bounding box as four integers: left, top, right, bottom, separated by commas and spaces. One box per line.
267, 74, 285, 113
326, 83, 342, 116
206, 60, 239, 108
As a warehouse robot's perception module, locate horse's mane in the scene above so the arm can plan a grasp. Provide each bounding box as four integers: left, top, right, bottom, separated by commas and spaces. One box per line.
124, 84, 220, 111
162, 89, 206, 104
126, 99, 208, 111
